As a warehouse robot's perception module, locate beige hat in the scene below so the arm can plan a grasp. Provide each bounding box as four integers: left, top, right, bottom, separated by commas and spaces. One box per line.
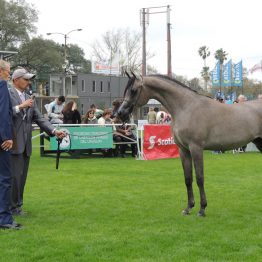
12, 68, 35, 80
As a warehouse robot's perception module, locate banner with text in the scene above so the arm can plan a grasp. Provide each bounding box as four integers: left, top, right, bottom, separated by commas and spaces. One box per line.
232, 60, 243, 86
222, 59, 232, 86
143, 125, 179, 160
50, 126, 113, 150
211, 62, 220, 87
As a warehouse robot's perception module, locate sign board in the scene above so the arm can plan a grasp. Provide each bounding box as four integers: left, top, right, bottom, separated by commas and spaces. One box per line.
50, 126, 113, 150
143, 125, 179, 160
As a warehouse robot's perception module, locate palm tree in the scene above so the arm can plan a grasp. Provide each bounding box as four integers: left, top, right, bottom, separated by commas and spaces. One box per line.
198, 46, 210, 91
200, 66, 210, 91
214, 48, 228, 95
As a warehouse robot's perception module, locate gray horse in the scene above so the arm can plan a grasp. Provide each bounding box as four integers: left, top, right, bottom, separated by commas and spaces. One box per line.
117, 73, 262, 217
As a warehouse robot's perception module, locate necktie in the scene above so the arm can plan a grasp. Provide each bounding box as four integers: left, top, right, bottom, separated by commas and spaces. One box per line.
20, 93, 25, 103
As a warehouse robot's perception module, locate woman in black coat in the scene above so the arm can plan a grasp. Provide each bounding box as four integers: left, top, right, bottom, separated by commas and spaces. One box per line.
62, 101, 81, 124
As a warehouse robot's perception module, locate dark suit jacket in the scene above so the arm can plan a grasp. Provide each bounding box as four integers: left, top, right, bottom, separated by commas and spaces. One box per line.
0, 80, 12, 145
9, 87, 55, 156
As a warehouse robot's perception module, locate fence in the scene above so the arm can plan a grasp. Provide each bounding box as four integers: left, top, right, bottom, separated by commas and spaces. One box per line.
35, 124, 142, 159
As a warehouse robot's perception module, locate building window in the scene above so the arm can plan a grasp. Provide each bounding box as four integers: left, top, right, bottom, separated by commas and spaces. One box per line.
100, 81, 103, 92
81, 80, 85, 92
143, 107, 149, 116
92, 81, 96, 92
81, 104, 84, 115
107, 81, 111, 92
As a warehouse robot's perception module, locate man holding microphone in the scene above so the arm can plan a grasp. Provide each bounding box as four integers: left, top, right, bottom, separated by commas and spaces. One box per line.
9, 68, 65, 216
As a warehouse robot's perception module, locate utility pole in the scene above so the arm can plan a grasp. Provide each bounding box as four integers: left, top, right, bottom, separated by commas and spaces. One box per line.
141, 8, 147, 76
167, 5, 172, 77
47, 29, 82, 96
140, 5, 172, 77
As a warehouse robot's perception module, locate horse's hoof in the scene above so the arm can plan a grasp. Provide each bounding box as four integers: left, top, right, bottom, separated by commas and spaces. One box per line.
197, 211, 206, 217
182, 209, 191, 215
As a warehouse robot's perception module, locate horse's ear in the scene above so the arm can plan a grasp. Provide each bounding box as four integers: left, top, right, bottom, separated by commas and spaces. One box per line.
125, 71, 131, 79
130, 70, 137, 79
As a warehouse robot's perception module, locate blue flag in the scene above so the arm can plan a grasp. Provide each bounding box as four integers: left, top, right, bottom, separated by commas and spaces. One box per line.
212, 62, 220, 87
233, 60, 243, 87
222, 60, 232, 86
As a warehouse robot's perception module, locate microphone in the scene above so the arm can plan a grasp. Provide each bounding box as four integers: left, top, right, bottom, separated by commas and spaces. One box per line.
23, 94, 35, 120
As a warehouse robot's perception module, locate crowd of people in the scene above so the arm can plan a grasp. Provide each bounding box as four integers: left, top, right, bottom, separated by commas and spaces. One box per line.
147, 107, 172, 124
45, 96, 138, 158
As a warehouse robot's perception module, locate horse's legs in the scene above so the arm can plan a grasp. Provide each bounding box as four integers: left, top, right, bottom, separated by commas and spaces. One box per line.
180, 148, 194, 215
252, 137, 262, 152
190, 145, 207, 217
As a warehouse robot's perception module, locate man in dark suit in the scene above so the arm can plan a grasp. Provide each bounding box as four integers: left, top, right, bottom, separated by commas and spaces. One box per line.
0, 60, 21, 229
9, 68, 65, 216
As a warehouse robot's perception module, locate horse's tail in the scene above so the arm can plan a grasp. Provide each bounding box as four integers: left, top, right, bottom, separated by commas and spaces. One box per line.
252, 137, 262, 153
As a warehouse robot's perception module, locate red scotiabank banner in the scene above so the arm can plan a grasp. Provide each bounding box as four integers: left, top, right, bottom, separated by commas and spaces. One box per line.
143, 125, 180, 160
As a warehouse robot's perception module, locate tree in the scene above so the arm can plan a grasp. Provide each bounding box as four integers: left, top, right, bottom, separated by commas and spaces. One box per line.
214, 48, 228, 65
214, 48, 228, 94
198, 46, 210, 67
91, 28, 154, 75
14, 37, 91, 81
198, 46, 210, 91
0, 0, 38, 50
67, 44, 91, 73
200, 66, 210, 91
14, 37, 64, 77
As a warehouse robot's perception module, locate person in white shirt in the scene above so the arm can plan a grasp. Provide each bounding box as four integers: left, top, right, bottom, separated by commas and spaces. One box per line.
47, 96, 65, 124
97, 109, 112, 125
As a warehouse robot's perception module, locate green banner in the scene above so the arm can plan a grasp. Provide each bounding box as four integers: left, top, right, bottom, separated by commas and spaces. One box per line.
50, 126, 113, 150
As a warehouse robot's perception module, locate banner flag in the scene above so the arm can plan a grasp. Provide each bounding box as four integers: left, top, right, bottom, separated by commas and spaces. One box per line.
211, 62, 220, 87
143, 125, 179, 160
232, 60, 243, 87
249, 61, 262, 74
222, 59, 232, 86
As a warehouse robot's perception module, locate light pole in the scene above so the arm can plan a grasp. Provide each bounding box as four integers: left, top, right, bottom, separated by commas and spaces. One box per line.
46, 28, 82, 96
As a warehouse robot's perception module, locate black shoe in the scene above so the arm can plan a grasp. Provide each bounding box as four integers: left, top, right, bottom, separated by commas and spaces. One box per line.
11, 208, 26, 216
0, 221, 22, 230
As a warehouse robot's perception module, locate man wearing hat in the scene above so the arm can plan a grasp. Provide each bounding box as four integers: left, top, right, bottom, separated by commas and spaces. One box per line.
9, 68, 65, 216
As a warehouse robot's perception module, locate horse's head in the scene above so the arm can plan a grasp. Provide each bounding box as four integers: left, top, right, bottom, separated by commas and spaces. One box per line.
117, 71, 147, 122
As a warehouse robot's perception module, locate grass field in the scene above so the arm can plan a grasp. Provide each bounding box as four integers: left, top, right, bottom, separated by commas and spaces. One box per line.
0, 137, 261, 262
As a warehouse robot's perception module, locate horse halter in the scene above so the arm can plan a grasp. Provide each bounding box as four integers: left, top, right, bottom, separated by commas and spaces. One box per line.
123, 77, 143, 111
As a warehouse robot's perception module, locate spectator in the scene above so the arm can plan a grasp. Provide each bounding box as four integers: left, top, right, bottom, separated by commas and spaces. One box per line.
158, 112, 165, 124
98, 109, 112, 125
114, 117, 137, 158
90, 104, 103, 119
237, 94, 247, 152
82, 109, 98, 124
62, 101, 81, 124
97, 109, 113, 157
111, 99, 122, 119
237, 94, 247, 103
164, 114, 172, 124
47, 95, 65, 124
147, 107, 157, 124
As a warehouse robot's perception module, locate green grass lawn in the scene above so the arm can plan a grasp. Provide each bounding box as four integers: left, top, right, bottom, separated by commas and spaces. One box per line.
0, 137, 261, 262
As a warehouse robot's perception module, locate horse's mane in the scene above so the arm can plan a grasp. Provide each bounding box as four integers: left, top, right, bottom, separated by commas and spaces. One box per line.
123, 74, 211, 99
149, 74, 212, 98
149, 74, 197, 93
